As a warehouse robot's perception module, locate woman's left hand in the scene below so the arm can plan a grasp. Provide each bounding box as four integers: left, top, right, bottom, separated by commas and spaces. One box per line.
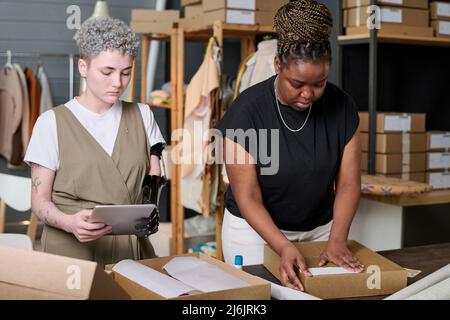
318, 240, 365, 273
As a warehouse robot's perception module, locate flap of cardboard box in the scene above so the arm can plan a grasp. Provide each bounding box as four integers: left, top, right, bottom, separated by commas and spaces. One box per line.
0, 245, 130, 300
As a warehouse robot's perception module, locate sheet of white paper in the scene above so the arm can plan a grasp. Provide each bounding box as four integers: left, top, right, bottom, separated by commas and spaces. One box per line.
163, 256, 249, 292
309, 267, 354, 276
270, 282, 321, 300
112, 259, 198, 298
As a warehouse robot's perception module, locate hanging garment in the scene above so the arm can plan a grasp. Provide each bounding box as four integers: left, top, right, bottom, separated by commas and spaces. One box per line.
36, 65, 53, 114
24, 67, 41, 137
199, 85, 221, 216
180, 38, 221, 215
233, 52, 254, 99
0, 66, 25, 165
13, 64, 30, 156
238, 39, 277, 94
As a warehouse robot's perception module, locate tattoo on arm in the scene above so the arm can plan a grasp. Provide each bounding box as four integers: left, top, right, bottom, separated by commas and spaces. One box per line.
32, 177, 41, 192
31, 163, 42, 193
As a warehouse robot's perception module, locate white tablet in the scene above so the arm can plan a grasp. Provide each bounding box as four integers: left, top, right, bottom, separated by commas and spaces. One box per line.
89, 204, 156, 235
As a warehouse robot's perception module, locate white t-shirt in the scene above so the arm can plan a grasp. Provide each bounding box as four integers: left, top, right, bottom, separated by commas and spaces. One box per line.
24, 98, 166, 171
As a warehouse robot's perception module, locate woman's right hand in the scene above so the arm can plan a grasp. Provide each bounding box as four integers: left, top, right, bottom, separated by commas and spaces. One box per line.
279, 243, 312, 291
65, 209, 113, 242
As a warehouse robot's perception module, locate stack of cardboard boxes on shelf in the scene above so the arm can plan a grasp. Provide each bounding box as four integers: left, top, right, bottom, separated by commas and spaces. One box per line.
179, 0, 289, 29
129, 1, 289, 34
360, 112, 450, 190
430, 1, 450, 38
426, 131, 450, 188
343, 0, 432, 37
343, 0, 450, 38
360, 112, 427, 183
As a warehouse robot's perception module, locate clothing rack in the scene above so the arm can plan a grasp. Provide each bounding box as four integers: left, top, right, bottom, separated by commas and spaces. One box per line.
0, 50, 77, 99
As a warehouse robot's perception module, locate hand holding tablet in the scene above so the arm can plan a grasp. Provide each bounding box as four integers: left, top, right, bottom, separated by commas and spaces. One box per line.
89, 204, 157, 236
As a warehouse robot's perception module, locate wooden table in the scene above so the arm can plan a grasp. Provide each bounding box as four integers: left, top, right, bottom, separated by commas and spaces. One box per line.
243, 242, 450, 300
349, 190, 450, 251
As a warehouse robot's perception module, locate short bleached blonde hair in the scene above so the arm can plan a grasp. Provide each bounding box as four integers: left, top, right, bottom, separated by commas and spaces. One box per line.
74, 17, 139, 60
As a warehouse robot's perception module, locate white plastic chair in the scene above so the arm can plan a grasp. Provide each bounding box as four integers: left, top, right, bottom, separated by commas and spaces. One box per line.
0, 234, 33, 251
0, 173, 39, 245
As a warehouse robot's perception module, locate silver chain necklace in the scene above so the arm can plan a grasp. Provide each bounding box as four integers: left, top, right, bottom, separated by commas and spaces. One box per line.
274, 76, 312, 133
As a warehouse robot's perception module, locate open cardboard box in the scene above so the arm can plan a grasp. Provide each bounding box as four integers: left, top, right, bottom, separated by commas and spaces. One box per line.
106, 252, 271, 300
264, 240, 407, 299
0, 245, 130, 300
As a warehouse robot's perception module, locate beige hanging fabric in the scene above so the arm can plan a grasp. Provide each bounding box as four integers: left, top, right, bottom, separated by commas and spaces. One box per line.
199, 87, 221, 216
237, 39, 277, 95
0, 66, 25, 165
180, 37, 221, 216
13, 64, 30, 156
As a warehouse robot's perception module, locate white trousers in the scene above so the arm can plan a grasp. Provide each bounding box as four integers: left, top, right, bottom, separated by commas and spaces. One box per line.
222, 208, 332, 266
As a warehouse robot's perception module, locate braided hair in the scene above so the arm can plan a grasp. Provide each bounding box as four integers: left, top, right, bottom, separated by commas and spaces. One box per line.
274, 0, 333, 67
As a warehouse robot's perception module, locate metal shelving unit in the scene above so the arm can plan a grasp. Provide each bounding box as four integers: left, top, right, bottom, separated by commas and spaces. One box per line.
336, 0, 450, 175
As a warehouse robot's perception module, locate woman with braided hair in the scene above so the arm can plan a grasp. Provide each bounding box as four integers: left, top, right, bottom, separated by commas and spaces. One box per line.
217, 0, 364, 291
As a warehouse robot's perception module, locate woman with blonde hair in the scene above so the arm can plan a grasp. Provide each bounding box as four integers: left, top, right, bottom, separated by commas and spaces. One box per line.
25, 17, 165, 267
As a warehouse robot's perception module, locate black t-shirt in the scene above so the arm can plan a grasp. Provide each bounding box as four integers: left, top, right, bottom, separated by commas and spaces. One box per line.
216, 75, 359, 231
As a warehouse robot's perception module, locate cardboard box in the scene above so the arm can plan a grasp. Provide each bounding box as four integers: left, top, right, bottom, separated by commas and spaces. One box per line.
204, 9, 255, 25
181, 0, 201, 6
203, 0, 288, 12
359, 112, 426, 133
185, 4, 203, 18
432, 20, 450, 37
130, 9, 179, 34
130, 21, 175, 34
107, 253, 271, 300
430, 1, 450, 21
361, 132, 427, 153
179, 16, 206, 30
131, 9, 180, 22
362, 152, 426, 173
427, 152, 450, 170
0, 245, 130, 300
426, 131, 450, 151
426, 171, 450, 189
263, 240, 408, 299
255, 10, 278, 26
346, 24, 434, 37
359, 112, 369, 133
344, 7, 429, 27
380, 172, 426, 183
343, 0, 429, 9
